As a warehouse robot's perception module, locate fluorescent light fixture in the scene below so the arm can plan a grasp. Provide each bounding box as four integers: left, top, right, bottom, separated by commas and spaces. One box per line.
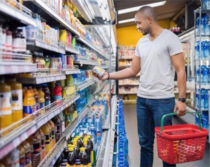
118, 1, 166, 14
118, 18, 135, 24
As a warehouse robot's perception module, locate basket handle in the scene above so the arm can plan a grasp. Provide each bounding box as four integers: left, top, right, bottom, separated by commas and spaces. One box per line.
160, 111, 202, 134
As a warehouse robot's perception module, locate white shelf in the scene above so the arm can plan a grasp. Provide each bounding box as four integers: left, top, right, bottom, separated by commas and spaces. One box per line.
24, 0, 79, 36
0, 94, 80, 160
119, 92, 136, 95
17, 74, 66, 84
0, 62, 37, 75
94, 81, 108, 94
119, 84, 139, 86
38, 97, 95, 167
77, 37, 109, 60
74, 60, 98, 66
62, 69, 80, 75
77, 79, 95, 91
0, 1, 36, 26
27, 40, 65, 54
65, 47, 80, 55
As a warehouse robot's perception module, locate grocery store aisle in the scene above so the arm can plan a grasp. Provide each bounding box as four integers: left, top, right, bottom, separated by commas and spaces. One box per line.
124, 104, 209, 167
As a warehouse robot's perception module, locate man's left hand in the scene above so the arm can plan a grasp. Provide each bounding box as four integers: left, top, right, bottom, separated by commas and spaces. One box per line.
174, 101, 186, 116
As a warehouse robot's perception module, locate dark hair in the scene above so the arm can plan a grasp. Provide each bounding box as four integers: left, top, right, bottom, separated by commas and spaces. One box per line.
136, 6, 157, 21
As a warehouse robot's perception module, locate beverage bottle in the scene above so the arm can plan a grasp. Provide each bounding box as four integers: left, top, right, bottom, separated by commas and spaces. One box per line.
205, 40, 210, 59
58, 112, 65, 133
201, 16, 205, 35
87, 135, 96, 166
201, 66, 205, 84
83, 139, 91, 166
72, 140, 80, 159
42, 84, 51, 106
10, 148, 19, 167
37, 129, 46, 160
201, 89, 205, 110
78, 147, 87, 165
195, 41, 200, 60
203, 66, 209, 84
68, 147, 76, 167
48, 120, 56, 147
0, 77, 12, 130
23, 89, 36, 117
27, 132, 42, 167
53, 82, 62, 101
201, 41, 206, 60
17, 144, 26, 167
66, 75, 73, 86
204, 90, 209, 111
95, 112, 102, 143
21, 141, 32, 167
6, 76, 23, 123
40, 124, 52, 155
52, 116, 62, 142
61, 159, 70, 167
204, 14, 210, 35
0, 154, 12, 167
37, 86, 45, 115
196, 66, 201, 83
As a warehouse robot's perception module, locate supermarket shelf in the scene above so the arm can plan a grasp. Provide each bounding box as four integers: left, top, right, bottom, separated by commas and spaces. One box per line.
119, 57, 133, 60
77, 79, 95, 91
39, 97, 95, 167
77, 37, 109, 60
65, 46, 80, 55
27, 40, 65, 54
74, 60, 98, 66
0, 94, 80, 160
24, 0, 80, 36
0, 1, 36, 26
119, 92, 137, 95
94, 80, 108, 94
17, 74, 66, 84
62, 68, 80, 75
119, 84, 139, 86
123, 100, 136, 103
0, 62, 37, 75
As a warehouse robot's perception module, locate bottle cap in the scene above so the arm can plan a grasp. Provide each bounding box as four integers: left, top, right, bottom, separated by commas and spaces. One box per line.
68, 147, 74, 152
80, 147, 85, 152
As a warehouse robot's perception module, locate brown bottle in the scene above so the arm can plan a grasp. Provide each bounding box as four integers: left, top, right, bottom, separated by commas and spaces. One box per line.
37, 129, 46, 160
48, 120, 56, 146
0, 154, 12, 167
27, 132, 42, 167
21, 141, 32, 167
52, 116, 62, 142
17, 145, 26, 167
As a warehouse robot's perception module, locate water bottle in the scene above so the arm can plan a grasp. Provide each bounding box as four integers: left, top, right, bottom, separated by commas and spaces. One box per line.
196, 66, 200, 83
204, 14, 210, 35
204, 89, 209, 110
201, 89, 205, 110
95, 112, 102, 143
203, 66, 209, 84
205, 40, 210, 59
201, 41, 206, 59
201, 17, 205, 35
195, 41, 200, 60
201, 113, 209, 130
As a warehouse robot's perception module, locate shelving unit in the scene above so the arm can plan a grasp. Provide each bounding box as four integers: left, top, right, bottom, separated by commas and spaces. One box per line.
74, 60, 98, 66
77, 79, 95, 91
62, 68, 81, 75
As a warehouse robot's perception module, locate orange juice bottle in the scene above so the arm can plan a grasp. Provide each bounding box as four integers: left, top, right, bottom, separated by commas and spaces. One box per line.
33, 87, 40, 111
40, 124, 52, 155
23, 89, 36, 117
37, 86, 45, 115
0, 77, 12, 130
48, 120, 56, 147
37, 129, 46, 160
6, 76, 23, 123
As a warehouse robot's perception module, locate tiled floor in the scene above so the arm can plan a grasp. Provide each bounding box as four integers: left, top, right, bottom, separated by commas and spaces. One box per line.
123, 104, 210, 167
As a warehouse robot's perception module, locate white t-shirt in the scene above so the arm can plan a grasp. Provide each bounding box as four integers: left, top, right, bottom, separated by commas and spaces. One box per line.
135, 29, 183, 99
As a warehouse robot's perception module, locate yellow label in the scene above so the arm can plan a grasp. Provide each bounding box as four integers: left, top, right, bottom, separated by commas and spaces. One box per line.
91, 151, 94, 163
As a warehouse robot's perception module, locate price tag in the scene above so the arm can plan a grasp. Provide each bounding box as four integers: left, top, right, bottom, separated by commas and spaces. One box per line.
13, 138, 20, 147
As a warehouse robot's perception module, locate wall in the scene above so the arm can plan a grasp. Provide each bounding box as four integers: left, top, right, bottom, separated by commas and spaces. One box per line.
116, 19, 175, 46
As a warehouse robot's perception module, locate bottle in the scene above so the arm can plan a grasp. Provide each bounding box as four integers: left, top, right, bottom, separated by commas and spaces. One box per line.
0, 77, 12, 130
93, 66, 104, 77
37, 129, 46, 160
204, 90, 209, 111
205, 40, 210, 59
21, 141, 32, 167
52, 116, 62, 142
83, 139, 91, 166
204, 14, 210, 35
37, 86, 45, 115
23, 89, 36, 117
59, 112, 65, 133
195, 41, 200, 60
27, 132, 42, 167
48, 120, 56, 147
62, 159, 70, 167
17, 145, 26, 167
40, 124, 52, 155
87, 135, 95, 166
95, 112, 102, 143
53, 82, 62, 102
203, 66, 209, 85
10, 148, 19, 167
0, 154, 12, 167
196, 66, 200, 83
79, 147, 89, 167
6, 76, 23, 123
201, 16, 205, 35
68, 147, 76, 167
201, 41, 206, 60
32, 87, 40, 111
42, 84, 51, 106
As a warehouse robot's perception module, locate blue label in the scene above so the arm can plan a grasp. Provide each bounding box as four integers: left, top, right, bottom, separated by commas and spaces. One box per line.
36, 102, 40, 110
40, 102, 45, 109
54, 96, 62, 101
23, 105, 36, 116
45, 100, 50, 106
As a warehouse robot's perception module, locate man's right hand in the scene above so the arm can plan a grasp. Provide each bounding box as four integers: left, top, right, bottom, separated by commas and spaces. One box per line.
92, 70, 109, 80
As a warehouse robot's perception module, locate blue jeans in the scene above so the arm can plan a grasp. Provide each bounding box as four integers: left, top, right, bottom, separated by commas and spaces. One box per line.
136, 96, 176, 167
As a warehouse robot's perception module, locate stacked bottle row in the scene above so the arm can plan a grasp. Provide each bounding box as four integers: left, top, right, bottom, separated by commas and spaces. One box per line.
195, 14, 210, 36
195, 40, 210, 60
113, 98, 129, 167
195, 65, 210, 84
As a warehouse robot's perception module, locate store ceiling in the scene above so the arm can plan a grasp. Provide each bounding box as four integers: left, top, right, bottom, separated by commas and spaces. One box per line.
114, 0, 196, 28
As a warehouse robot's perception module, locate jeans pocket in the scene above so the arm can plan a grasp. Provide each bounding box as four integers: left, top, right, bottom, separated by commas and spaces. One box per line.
158, 98, 173, 103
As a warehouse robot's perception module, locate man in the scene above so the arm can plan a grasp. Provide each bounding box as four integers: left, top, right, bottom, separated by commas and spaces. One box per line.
93, 6, 186, 167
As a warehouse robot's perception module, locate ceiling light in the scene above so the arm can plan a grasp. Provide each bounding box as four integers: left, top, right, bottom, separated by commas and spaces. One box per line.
118, 1, 166, 15
118, 18, 135, 24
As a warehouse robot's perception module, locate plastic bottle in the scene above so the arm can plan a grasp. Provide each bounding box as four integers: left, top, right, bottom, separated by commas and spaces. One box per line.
62, 159, 70, 167
27, 132, 41, 167
10, 148, 19, 167
0, 77, 12, 129
203, 66, 209, 84
6, 76, 23, 123
205, 40, 210, 59
17, 145, 26, 167
78, 147, 88, 166
66, 75, 73, 87
42, 84, 51, 106
204, 14, 210, 35
37, 129, 46, 160
40, 124, 52, 155
83, 139, 91, 166
68, 147, 76, 167
95, 112, 102, 143
0, 154, 12, 167
37, 86, 45, 115
87, 135, 95, 166
53, 82, 62, 101
23, 89, 36, 117
201, 17, 205, 35
32, 87, 40, 111
52, 116, 62, 142
196, 66, 201, 83
204, 90, 209, 111
59, 112, 65, 133
195, 41, 200, 60
201, 89, 205, 111
48, 120, 56, 147
21, 141, 32, 167
201, 41, 206, 60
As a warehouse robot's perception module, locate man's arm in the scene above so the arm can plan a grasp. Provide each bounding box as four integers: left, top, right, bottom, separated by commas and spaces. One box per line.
94, 56, 141, 80
171, 52, 186, 116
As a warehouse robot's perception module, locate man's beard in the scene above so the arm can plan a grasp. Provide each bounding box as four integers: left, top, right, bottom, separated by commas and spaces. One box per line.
141, 25, 151, 35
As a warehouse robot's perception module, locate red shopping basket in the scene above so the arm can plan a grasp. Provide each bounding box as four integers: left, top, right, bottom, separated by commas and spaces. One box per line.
155, 111, 208, 164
